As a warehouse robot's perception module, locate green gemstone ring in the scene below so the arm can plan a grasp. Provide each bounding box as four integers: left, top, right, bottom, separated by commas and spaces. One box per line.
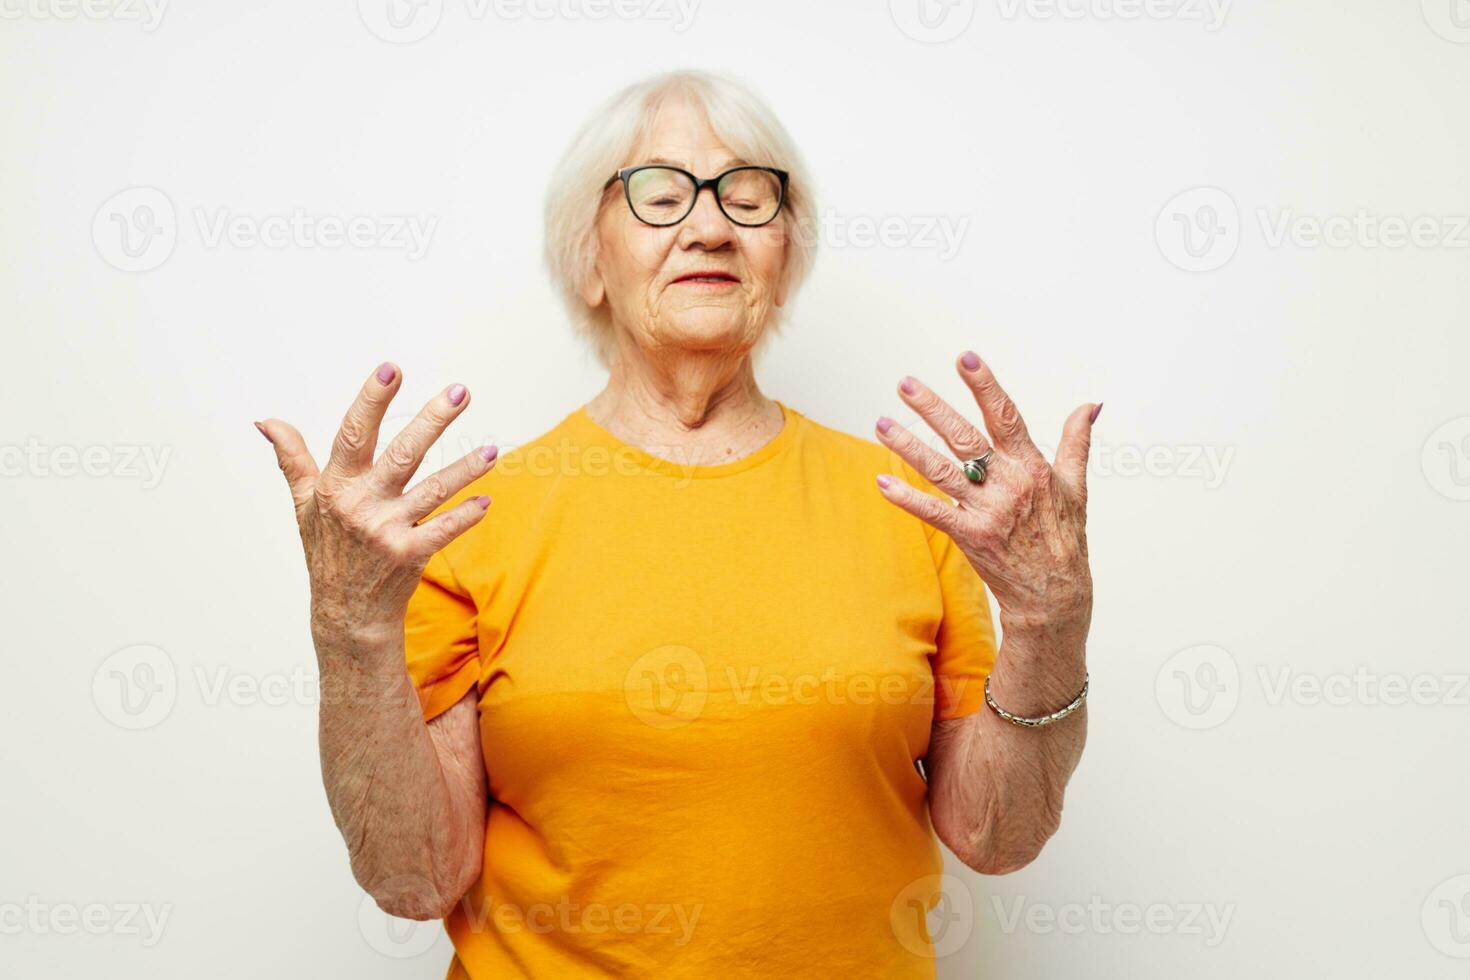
962, 449, 994, 485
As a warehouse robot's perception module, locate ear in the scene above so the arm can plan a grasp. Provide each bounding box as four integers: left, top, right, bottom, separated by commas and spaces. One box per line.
578, 265, 606, 311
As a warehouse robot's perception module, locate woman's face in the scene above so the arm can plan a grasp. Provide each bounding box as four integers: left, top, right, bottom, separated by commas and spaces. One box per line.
585, 98, 790, 359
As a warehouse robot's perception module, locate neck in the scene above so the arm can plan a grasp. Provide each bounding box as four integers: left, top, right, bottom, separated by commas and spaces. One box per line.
584, 328, 784, 466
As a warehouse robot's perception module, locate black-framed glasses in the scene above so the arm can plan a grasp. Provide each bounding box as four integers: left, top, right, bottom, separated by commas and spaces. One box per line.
604, 165, 789, 228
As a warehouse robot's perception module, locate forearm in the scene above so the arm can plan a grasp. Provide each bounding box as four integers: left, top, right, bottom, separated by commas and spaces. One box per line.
314, 621, 485, 918
930, 625, 1088, 875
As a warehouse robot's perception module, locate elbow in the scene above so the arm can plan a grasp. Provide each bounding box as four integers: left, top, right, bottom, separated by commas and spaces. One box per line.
360, 863, 475, 921
937, 806, 1061, 877
957, 838, 1048, 876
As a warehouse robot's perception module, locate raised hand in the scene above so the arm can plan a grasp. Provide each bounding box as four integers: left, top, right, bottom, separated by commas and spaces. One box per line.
256, 362, 497, 643
873, 351, 1096, 644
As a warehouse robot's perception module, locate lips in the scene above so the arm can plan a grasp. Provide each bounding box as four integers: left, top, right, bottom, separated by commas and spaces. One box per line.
671, 270, 741, 284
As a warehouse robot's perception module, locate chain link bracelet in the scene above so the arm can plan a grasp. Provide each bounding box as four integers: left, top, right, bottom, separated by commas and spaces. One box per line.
984, 672, 1090, 728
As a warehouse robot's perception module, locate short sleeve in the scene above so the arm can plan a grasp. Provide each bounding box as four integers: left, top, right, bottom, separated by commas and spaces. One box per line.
892, 452, 1000, 721
403, 549, 480, 722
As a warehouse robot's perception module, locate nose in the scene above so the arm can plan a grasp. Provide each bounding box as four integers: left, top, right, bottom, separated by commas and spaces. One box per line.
676, 186, 736, 252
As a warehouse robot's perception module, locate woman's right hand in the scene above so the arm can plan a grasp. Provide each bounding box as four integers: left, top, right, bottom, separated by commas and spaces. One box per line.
256, 362, 497, 646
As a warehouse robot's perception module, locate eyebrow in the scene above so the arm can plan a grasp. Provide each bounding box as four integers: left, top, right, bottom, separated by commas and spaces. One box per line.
641, 156, 749, 171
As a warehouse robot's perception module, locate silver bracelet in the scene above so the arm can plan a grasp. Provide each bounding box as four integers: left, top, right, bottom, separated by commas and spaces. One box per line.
984, 672, 1090, 728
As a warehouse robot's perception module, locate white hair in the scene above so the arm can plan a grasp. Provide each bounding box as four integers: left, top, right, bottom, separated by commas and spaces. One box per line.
542, 70, 818, 368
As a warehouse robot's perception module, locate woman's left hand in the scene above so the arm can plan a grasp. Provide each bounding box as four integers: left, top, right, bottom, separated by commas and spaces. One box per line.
873, 350, 1097, 647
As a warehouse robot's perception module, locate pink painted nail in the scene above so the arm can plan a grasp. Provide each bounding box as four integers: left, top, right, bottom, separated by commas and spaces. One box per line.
479, 445, 498, 462
900, 377, 916, 395
448, 384, 467, 406
961, 351, 980, 371
1089, 402, 1104, 424
254, 421, 271, 443
475, 495, 491, 508
376, 362, 396, 385
876, 416, 894, 434
876, 474, 892, 489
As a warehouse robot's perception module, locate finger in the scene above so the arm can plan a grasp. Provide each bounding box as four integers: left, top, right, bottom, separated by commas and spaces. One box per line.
895, 375, 991, 460
372, 383, 472, 492
400, 445, 498, 523
410, 494, 491, 555
324, 362, 403, 480
874, 472, 963, 537
256, 418, 320, 510
874, 415, 974, 502
1053, 401, 1100, 505
955, 351, 1038, 458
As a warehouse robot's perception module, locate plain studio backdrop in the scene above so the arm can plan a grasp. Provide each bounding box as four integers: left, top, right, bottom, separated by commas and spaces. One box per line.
2, 1, 1467, 977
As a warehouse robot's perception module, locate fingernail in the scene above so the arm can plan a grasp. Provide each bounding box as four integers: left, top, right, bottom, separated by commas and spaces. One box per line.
961, 351, 980, 371
376, 362, 396, 385
253, 421, 271, 443
475, 495, 491, 508
876, 416, 894, 434
1089, 402, 1104, 424
876, 474, 892, 489
479, 445, 498, 462
900, 377, 916, 395
448, 384, 467, 406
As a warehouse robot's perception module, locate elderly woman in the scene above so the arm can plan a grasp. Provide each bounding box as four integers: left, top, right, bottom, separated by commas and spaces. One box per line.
258, 70, 1096, 978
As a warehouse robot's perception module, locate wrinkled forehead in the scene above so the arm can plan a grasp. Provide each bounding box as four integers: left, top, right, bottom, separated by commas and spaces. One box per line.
625, 98, 745, 175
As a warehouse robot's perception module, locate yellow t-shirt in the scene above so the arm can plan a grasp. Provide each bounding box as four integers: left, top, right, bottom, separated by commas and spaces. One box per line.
403, 398, 998, 979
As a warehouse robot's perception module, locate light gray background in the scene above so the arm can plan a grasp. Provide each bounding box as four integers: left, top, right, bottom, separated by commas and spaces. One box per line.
3, 1, 1468, 977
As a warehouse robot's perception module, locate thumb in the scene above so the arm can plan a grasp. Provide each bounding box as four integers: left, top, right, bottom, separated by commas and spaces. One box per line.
256, 418, 320, 510
1053, 402, 1099, 504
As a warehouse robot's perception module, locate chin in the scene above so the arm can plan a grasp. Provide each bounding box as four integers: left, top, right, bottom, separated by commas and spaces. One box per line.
657, 309, 763, 352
